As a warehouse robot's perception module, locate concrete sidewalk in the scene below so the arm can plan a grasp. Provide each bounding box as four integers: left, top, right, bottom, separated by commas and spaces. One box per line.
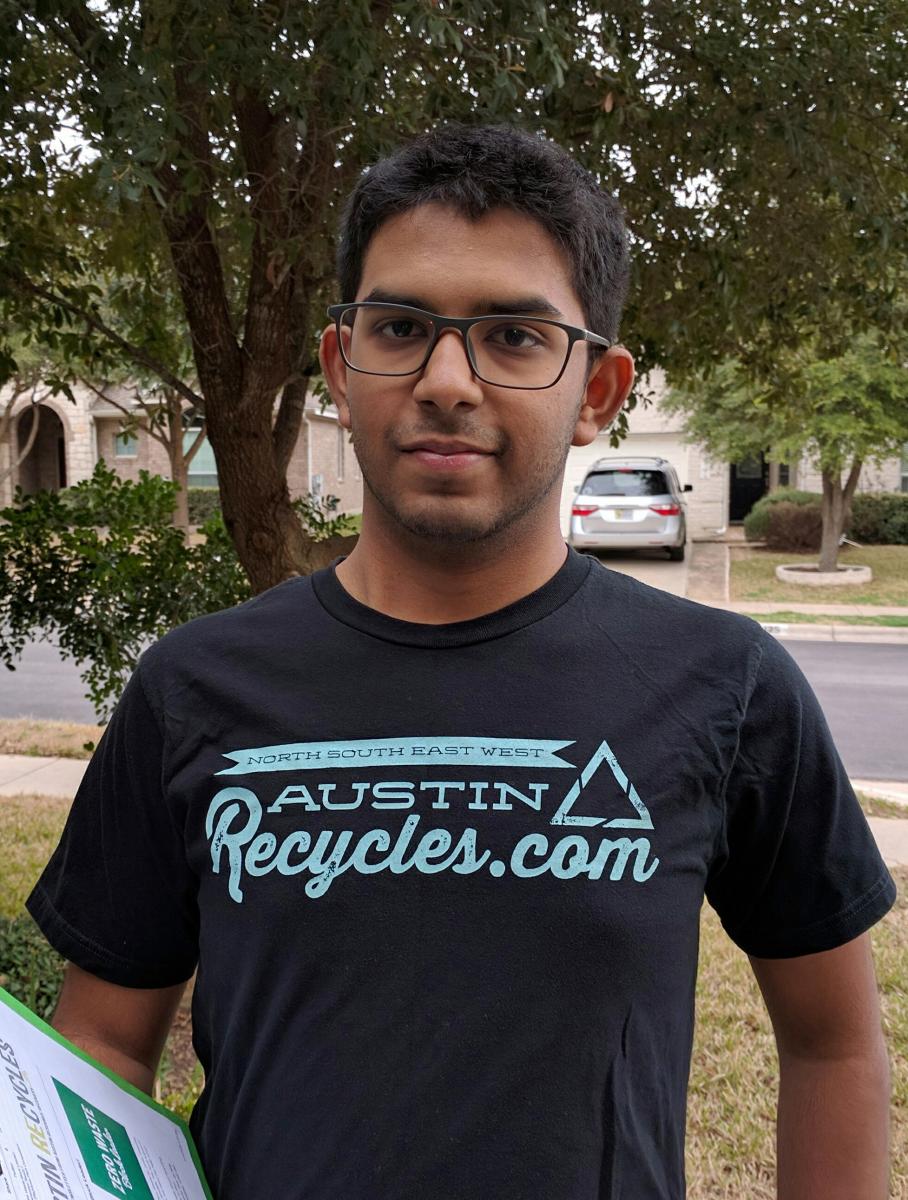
3, 752, 907, 867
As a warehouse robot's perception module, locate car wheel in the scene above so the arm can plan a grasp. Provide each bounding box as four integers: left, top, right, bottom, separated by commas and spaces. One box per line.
668, 543, 685, 562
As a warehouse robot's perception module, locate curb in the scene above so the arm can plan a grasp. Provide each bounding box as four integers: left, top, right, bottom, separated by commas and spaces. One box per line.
756, 622, 908, 645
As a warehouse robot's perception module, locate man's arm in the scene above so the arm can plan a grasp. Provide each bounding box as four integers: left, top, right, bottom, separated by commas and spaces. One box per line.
750, 932, 890, 1200
52, 962, 188, 1094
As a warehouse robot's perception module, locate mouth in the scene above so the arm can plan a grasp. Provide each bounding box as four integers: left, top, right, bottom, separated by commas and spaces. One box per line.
399, 440, 498, 472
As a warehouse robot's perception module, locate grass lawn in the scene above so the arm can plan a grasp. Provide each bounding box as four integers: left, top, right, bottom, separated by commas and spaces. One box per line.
750, 611, 908, 628
1, 794, 905, 1191
0, 718, 103, 759
731, 544, 908, 606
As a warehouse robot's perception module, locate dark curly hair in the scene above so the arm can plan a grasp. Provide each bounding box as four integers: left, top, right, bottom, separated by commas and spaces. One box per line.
336, 123, 629, 344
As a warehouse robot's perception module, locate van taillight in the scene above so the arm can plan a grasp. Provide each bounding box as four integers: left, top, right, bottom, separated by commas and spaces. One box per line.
649, 504, 680, 516
572, 504, 599, 516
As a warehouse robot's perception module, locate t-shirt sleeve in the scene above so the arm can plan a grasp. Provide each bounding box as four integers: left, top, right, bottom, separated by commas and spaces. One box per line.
25, 660, 199, 988
706, 631, 896, 958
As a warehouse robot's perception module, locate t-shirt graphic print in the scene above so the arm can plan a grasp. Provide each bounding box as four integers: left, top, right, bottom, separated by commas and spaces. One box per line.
204, 730, 658, 905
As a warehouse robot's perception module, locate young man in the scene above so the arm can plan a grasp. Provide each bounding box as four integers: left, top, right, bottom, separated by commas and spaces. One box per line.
29, 125, 894, 1199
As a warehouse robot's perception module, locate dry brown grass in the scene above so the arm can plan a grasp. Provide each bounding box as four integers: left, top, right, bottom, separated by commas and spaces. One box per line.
0, 717, 103, 760
0, 793, 71, 919
687, 867, 908, 1197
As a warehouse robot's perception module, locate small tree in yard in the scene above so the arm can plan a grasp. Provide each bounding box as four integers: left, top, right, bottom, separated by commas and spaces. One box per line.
77, 377, 207, 532
664, 338, 908, 572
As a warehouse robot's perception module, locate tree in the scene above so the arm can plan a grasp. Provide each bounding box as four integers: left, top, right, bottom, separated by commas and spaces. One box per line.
663, 337, 908, 571
77, 376, 207, 531
1, 1, 904, 591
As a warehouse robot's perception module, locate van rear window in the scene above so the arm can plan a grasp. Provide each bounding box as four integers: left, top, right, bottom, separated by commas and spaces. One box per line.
580, 470, 668, 497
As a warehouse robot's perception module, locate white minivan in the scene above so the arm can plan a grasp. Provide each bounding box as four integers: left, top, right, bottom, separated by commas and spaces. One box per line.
568, 456, 691, 561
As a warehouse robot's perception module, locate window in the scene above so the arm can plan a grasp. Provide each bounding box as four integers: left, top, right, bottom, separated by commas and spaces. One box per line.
184, 427, 218, 488
901, 442, 908, 494
115, 430, 138, 458
581, 470, 669, 497
337, 426, 345, 482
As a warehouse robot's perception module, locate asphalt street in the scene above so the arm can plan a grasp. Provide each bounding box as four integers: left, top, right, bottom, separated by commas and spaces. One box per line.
0, 638, 102, 724
783, 641, 908, 782
1, 634, 905, 782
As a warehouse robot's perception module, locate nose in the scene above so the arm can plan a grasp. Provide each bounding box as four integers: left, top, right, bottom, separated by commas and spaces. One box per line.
411, 328, 484, 412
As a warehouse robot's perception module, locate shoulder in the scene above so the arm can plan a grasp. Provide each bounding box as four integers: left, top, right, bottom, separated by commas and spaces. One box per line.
578, 554, 771, 674
136, 573, 313, 692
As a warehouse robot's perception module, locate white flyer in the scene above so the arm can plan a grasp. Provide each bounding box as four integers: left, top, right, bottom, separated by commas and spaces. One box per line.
0, 987, 211, 1199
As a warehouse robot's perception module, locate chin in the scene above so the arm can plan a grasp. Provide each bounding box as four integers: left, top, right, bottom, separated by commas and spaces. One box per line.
397, 510, 505, 544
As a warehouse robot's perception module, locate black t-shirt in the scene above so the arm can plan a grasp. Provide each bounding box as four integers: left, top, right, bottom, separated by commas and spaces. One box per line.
27, 549, 895, 1199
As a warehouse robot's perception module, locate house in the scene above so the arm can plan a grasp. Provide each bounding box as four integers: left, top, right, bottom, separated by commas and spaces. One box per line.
560, 370, 907, 538
3, 374, 904, 534
0, 382, 364, 517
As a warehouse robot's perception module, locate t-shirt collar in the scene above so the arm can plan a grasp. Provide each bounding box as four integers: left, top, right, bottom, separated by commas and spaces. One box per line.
310, 545, 593, 648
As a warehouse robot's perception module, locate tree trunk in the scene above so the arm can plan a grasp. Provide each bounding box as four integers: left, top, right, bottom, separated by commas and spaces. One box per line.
841, 458, 863, 536
166, 400, 190, 534
818, 460, 863, 573
204, 392, 355, 591
0, 403, 41, 487
818, 471, 844, 572
169, 451, 190, 532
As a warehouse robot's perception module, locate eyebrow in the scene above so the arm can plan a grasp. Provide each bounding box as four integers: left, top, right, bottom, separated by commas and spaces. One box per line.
361, 287, 566, 320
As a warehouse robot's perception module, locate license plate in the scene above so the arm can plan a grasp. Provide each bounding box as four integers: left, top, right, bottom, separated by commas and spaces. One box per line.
612, 509, 630, 520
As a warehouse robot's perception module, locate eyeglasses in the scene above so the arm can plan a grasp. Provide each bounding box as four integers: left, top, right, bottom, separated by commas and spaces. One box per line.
326, 302, 613, 390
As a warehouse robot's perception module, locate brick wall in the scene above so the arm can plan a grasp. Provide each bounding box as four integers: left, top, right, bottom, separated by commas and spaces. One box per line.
96, 417, 173, 481
303, 413, 363, 514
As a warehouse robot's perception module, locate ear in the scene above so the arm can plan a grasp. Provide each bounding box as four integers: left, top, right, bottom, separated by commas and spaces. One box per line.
318, 323, 352, 431
572, 346, 635, 447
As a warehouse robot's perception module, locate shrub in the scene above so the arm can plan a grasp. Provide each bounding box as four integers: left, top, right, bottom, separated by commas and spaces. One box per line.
0, 463, 252, 719
188, 487, 358, 540
0, 916, 64, 1020
187, 487, 221, 526
743, 489, 822, 542
848, 493, 908, 545
764, 501, 824, 552
292, 493, 360, 541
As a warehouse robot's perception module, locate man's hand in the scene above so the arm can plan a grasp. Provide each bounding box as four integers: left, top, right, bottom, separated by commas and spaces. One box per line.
750, 932, 890, 1199
52, 962, 188, 1094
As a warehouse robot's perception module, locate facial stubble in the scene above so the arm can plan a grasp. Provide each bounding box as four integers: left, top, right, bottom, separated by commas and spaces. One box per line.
347, 394, 584, 546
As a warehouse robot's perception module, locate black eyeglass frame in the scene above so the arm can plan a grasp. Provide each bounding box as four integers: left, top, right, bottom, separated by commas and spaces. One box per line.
326, 301, 614, 391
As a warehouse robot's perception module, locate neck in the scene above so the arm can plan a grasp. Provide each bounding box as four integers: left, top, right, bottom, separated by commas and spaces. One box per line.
335, 498, 570, 625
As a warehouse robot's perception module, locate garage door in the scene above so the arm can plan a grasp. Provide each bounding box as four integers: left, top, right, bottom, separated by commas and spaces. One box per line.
561, 434, 691, 535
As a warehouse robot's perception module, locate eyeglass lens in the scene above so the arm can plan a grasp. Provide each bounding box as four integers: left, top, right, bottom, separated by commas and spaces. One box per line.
339, 305, 571, 388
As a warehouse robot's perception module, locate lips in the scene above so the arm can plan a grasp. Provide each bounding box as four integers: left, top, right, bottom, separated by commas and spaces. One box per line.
399, 440, 497, 473
399, 440, 494, 456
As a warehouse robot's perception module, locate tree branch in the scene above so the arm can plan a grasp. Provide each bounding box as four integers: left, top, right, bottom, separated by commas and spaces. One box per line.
183, 420, 207, 468
0, 403, 41, 487
77, 376, 175, 452
272, 376, 308, 474
843, 457, 863, 520
4, 271, 203, 408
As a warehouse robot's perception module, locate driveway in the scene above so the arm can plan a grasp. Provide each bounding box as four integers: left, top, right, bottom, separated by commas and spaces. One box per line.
585, 548, 689, 598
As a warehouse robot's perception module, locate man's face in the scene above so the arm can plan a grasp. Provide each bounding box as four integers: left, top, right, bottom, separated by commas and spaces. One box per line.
320, 203, 632, 546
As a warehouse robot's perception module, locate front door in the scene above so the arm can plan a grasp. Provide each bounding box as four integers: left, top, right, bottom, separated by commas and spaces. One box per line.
729, 454, 768, 522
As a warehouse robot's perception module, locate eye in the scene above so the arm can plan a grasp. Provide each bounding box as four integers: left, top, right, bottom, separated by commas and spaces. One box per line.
375, 318, 428, 339
486, 324, 544, 350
